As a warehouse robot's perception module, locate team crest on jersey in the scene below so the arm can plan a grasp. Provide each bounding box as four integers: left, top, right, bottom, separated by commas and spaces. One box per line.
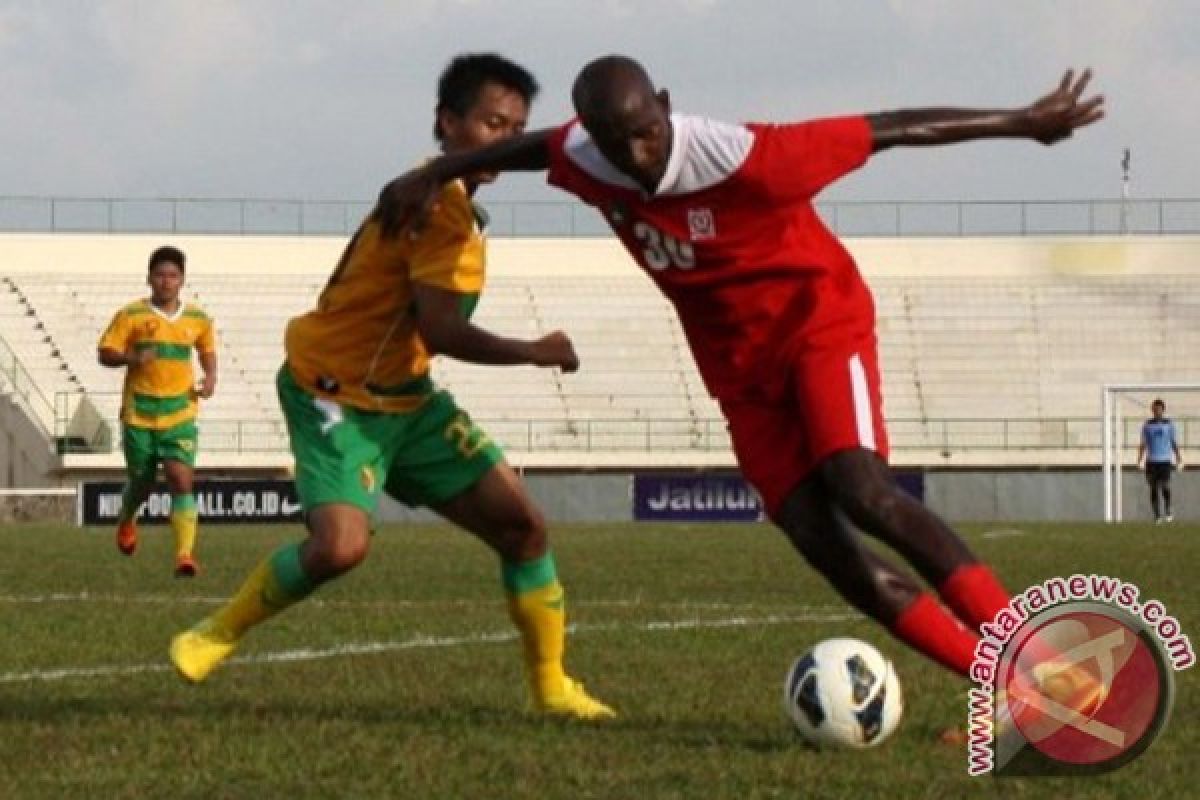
687, 208, 716, 240
360, 465, 377, 493
608, 201, 630, 227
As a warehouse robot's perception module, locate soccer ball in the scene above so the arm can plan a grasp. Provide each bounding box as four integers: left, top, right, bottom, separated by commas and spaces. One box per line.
783, 637, 903, 748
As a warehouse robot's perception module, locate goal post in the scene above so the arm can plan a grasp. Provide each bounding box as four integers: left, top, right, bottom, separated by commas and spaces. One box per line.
1102, 382, 1199, 523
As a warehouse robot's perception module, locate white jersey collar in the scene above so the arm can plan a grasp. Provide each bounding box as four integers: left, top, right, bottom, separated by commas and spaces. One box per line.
563, 114, 755, 198
147, 298, 185, 323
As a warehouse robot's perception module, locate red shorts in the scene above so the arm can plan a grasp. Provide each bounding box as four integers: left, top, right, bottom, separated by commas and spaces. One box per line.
719, 337, 889, 519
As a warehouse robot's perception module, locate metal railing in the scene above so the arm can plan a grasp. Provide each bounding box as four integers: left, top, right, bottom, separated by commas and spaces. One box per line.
0, 333, 54, 438
4, 196, 1200, 237
51, 393, 1199, 455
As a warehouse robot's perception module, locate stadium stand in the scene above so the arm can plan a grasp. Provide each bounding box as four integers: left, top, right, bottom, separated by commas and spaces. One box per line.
1, 233, 1199, 479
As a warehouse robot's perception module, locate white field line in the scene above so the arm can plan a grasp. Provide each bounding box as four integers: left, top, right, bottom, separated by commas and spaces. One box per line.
0, 591, 845, 613
981, 528, 1028, 539
0, 610, 861, 685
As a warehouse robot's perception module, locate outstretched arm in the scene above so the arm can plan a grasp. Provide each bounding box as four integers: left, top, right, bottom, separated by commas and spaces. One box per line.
377, 130, 554, 238
868, 69, 1104, 152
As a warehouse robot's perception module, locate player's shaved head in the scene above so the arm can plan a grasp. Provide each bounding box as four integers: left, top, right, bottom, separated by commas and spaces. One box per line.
572, 55, 657, 121
570, 55, 673, 192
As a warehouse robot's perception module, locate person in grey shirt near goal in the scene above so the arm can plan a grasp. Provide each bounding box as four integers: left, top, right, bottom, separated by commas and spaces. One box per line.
1138, 398, 1184, 523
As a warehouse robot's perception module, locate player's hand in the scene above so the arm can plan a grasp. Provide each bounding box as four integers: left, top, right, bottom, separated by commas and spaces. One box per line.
1024, 68, 1105, 145
531, 331, 579, 373
377, 166, 443, 240
129, 346, 157, 366
196, 377, 216, 399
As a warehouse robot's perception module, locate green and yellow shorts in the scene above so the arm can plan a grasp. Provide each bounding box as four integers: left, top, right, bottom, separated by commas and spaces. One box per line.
122, 420, 199, 480
277, 365, 504, 514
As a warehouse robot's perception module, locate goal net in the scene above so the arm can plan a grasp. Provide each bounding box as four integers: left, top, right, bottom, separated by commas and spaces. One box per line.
1102, 383, 1199, 522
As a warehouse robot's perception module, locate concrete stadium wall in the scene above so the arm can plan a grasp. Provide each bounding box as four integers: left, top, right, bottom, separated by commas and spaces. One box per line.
925, 469, 1196, 523
376, 473, 631, 523
0, 394, 57, 488
0, 471, 1189, 525
0, 488, 74, 524
371, 469, 1191, 525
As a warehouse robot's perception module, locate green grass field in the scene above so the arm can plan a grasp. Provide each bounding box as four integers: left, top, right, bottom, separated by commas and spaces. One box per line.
0, 520, 1196, 799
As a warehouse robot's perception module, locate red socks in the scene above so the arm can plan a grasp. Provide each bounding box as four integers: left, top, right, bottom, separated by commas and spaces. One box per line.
939, 563, 1012, 631
881, 565, 1018, 678
888, 563, 1016, 677
890, 593, 979, 677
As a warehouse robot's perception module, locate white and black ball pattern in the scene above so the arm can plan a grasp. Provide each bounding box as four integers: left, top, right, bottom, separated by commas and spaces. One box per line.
783, 637, 904, 748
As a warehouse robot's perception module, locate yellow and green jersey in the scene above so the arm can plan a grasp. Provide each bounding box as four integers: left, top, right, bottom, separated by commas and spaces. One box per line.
98, 299, 216, 430
285, 178, 486, 413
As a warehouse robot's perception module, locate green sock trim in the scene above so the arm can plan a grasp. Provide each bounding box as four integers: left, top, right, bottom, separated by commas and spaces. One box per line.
267, 542, 317, 603
502, 551, 558, 594
170, 493, 196, 513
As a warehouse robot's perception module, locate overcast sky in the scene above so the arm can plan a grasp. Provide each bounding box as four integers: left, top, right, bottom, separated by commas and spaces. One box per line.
1, 0, 1196, 206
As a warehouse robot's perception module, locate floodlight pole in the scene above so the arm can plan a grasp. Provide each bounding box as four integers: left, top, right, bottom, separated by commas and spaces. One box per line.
1120, 148, 1131, 234
1103, 386, 1113, 522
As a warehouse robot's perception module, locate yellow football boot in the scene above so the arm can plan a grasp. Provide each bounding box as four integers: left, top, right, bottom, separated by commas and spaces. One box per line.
169, 618, 238, 683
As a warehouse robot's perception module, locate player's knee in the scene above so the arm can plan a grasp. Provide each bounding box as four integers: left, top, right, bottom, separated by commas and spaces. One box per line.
499, 506, 548, 562
307, 520, 370, 576
323, 535, 369, 575
838, 479, 902, 528
822, 451, 894, 513
165, 475, 192, 494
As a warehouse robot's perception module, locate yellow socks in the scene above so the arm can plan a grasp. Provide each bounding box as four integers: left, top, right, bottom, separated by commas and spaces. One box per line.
212, 542, 318, 637
169, 493, 198, 560
504, 553, 568, 695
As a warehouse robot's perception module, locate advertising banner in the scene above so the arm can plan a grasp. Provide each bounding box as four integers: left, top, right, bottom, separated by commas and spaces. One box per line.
633, 473, 765, 522
79, 479, 303, 526
632, 471, 924, 522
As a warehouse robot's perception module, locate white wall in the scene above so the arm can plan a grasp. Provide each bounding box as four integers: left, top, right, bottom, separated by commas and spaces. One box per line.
2, 232, 1197, 278
0, 394, 56, 487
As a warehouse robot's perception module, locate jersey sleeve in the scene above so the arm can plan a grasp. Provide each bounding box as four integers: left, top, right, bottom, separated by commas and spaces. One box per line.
98, 308, 133, 353
196, 316, 217, 355
408, 183, 479, 292
748, 115, 873, 202
546, 120, 599, 204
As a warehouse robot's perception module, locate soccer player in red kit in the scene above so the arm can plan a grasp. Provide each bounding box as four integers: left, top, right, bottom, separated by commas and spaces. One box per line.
378, 56, 1105, 702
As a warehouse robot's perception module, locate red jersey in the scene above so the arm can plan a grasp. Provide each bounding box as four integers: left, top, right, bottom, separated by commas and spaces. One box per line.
547, 114, 876, 399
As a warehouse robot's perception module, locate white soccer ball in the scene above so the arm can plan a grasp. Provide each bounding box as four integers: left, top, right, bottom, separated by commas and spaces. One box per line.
783, 637, 904, 748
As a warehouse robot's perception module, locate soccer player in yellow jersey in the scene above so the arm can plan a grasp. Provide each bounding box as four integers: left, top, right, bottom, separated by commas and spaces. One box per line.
170, 54, 614, 719
98, 245, 217, 577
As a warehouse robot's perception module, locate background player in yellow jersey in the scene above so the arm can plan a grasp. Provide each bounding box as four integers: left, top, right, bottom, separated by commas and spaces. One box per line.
170, 54, 614, 719
98, 245, 217, 577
